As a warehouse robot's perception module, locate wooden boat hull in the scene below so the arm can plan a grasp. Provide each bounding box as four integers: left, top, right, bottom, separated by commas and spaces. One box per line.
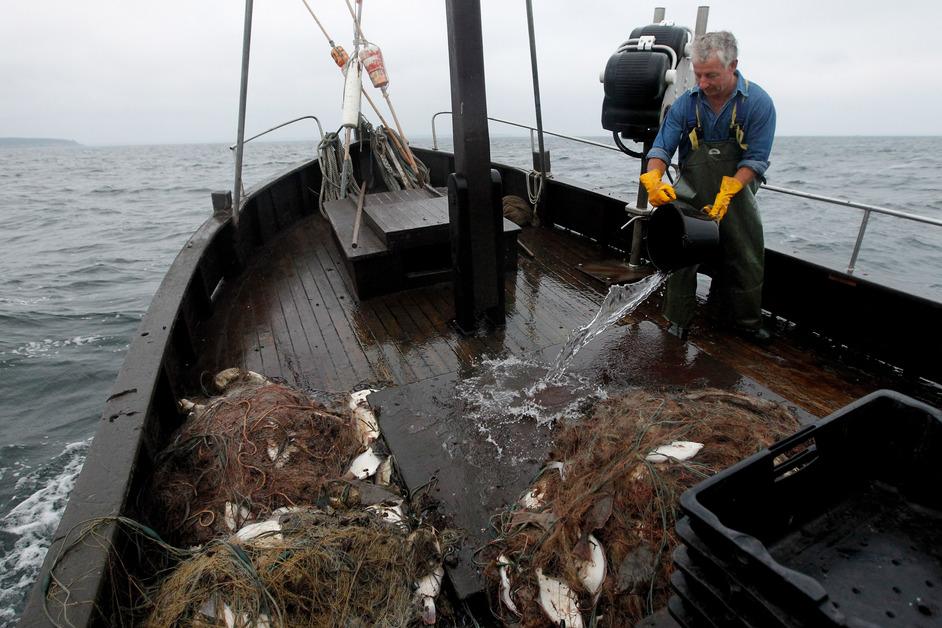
20, 146, 941, 626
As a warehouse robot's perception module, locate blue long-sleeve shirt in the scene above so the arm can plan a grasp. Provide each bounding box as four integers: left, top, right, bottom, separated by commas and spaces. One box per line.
647, 71, 776, 178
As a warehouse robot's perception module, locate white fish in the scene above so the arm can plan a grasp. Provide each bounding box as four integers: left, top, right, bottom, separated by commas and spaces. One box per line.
497, 555, 520, 616
367, 501, 405, 527
576, 534, 606, 597
346, 447, 383, 479
265, 439, 298, 469
518, 487, 544, 509
375, 456, 393, 486
645, 441, 703, 463
348, 389, 380, 445
198, 598, 270, 628
536, 569, 584, 627
415, 564, 444, 624
213, 368, 268, 392
235, 518, 283, 547
223, 502, 250, 532
177, 398, 205, 416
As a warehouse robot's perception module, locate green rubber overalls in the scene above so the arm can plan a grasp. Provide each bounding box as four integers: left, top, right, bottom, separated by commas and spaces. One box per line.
663, 95, 764, 331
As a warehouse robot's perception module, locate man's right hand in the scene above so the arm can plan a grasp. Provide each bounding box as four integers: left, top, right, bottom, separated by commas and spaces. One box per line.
639, 169, 677, 207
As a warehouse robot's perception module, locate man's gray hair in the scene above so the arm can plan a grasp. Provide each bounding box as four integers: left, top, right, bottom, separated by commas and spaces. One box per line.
691, 31, 738, 67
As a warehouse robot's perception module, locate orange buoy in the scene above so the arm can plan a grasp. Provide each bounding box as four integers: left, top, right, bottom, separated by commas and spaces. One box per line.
359, 43, 389, 89
331, 45, 350, 68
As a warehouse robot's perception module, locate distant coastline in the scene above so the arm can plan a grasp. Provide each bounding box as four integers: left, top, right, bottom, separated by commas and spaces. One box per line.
0, 137, 80, 147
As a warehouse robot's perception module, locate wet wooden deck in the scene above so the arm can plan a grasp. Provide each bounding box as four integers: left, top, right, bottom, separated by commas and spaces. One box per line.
194, 213, 901, 418
191, 211, 918, 603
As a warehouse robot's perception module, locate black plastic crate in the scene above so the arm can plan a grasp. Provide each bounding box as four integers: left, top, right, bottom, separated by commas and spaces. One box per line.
674, 542, 782, 628
675, 517, 804, 628
680, 390, 942, 627
670, 572, 726, 628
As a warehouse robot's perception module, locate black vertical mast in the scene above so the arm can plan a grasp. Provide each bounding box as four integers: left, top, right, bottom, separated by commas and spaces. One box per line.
445, 0, 505, 331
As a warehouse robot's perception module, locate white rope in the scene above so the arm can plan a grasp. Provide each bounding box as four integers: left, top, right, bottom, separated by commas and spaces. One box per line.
527, 170, 545, 206
318, 132, 360, 216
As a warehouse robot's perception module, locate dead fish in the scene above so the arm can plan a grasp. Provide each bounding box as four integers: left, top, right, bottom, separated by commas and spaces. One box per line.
345, 447, 383, 480
348, 388, 380, 445
223, 502, 250, 532
575, 534, 606, 597
411, 533, 444, 625
518, 487, 544, 510
265, 438, 298, 469
497, 554, 520, 616
645, 441, 703, 463
177, 398, 205, 416
213, 368, 268, 392
367, 500, 406, 527
536, 569, 584, 627
234, 518, 283, 547
199, 597, 270, 628
375, 456, 393, 486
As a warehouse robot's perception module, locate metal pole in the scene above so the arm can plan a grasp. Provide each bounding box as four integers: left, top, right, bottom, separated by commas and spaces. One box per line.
232, 0, 254, 228
629, 140, 653, 267
653, 7, 666, 22
525, 0, 547, 222
847, 210, 871, 274
695, 6, 710, 35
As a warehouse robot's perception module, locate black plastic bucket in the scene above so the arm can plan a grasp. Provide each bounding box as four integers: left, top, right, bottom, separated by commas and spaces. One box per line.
645, 201, 719, 271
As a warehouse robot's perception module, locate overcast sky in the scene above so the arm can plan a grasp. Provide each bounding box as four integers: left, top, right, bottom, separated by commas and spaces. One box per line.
2, 0, 940, 145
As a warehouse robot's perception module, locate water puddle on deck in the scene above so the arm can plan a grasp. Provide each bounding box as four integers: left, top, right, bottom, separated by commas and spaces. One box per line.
453, 272, 667, 459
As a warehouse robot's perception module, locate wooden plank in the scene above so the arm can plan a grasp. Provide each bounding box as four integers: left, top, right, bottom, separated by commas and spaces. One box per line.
323, 195, 388, 260
306, 227, 394, 387
272, 246, 331, 390
366, 298, 436, 383
289, 226, 378, 390
316, 226, 416, 386
358, 299, 421, 385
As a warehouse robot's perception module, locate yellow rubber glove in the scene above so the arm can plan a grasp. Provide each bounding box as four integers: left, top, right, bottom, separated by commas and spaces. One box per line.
639, 169, 677, 207
704, 176, 744, 221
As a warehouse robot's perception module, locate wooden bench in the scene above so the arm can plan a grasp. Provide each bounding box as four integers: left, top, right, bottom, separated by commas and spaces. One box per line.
324, 188, 520, 299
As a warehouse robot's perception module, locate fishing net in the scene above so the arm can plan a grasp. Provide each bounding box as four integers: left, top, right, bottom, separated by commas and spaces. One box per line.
503, 195, 533, 227
484, 387, 802, 626
143, 509, 443, 628
147, 380, 365, 546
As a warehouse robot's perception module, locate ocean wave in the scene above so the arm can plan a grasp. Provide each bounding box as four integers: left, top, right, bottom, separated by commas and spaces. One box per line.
0, 439, 90, 626
1, 335, 108, 358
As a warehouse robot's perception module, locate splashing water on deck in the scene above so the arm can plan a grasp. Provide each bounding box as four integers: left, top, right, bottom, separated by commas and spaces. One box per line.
454, 356, 607, 457
544, 271, 668, 382
452, 273, 667, 451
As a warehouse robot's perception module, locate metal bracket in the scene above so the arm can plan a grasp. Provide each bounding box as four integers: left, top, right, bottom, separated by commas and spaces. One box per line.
625, 204, 654, 217
638, 35, 656, 51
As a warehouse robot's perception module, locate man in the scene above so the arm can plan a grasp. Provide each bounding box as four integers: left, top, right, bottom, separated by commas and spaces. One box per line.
640, 31, 776, 343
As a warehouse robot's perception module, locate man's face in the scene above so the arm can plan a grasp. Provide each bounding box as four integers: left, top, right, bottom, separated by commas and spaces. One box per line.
693, 55, 738, 100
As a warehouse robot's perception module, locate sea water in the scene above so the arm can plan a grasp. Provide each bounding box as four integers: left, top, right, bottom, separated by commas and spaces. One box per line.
1, 136, 941, 623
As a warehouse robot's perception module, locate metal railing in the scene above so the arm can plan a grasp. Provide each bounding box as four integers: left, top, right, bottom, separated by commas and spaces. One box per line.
431, 111, 621, 155
761, 184, 942, 274
430, 112, 942, 276
228, 115, 325, 151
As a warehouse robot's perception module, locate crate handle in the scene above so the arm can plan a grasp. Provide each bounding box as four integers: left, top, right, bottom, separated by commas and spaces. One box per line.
768, 424, 816, 456
769, 425, 819, 478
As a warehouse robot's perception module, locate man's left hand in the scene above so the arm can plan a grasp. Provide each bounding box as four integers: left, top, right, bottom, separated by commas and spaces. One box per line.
703, 176, 744, 221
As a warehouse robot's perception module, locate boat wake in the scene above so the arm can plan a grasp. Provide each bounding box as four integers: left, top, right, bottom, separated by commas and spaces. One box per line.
0, 439, 90, 627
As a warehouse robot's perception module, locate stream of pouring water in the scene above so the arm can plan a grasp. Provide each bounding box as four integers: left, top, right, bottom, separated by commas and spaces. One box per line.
453, 272, 667, 446
544, 271, 668, 382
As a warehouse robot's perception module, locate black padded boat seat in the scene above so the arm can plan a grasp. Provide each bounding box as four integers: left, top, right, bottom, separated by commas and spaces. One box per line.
323, 188, 521, 298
